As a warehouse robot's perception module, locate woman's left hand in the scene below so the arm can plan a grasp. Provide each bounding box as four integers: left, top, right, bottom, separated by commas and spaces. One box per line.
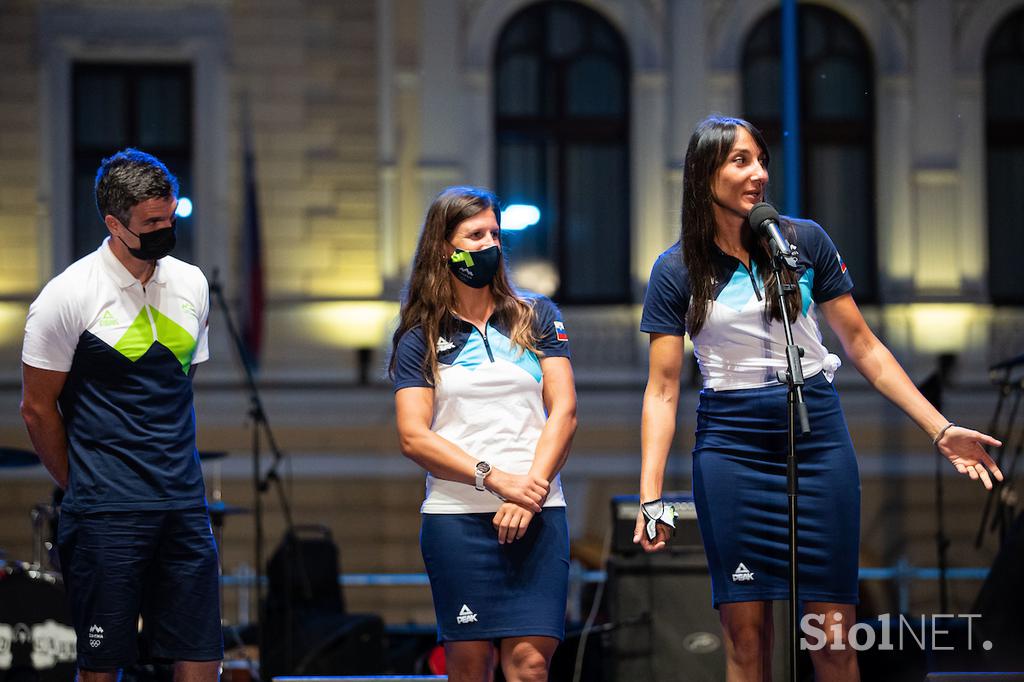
937, 425, 1004, 490
492, 502, 535, 544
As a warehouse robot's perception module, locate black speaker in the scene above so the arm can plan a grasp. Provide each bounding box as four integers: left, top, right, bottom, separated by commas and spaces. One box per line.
267, 524, 344, 613
606, 553, 724, 682
261, 526, 385, 679
973, 512, 1024, 670
610, 492, 702, 556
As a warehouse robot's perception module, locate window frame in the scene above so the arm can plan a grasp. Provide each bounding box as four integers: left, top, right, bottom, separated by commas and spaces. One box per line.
71, 61, 195, 262
741, 3, 878, 303
984, 6, 1024, 305
493, 0, 632, 305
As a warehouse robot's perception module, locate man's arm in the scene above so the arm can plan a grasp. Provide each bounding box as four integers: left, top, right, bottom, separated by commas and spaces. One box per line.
21, 364, 70, 489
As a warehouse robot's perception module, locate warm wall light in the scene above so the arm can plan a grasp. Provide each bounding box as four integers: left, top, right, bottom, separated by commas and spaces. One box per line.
512, 260, 558, 297
882, 303, 987, 354
0, 303, 28, 346
306, 301, 400, 349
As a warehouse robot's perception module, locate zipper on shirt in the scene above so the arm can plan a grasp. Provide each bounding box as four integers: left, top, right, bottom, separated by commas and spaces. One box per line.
740, 262, 763, 302
473, 325, 495, 362
141, 288, 159, 340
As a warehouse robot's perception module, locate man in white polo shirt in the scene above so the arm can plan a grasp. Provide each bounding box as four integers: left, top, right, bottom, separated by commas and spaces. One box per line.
20, 149, 221, 682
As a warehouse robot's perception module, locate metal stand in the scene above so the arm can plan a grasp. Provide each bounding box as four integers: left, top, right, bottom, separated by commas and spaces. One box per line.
209, 270, 305, 678
766, 244, 810, 682
917, 353, 956, 612
975, 354, 1024, 549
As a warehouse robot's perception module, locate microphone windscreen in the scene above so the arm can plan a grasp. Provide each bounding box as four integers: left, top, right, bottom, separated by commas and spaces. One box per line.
747, 202, 779, 234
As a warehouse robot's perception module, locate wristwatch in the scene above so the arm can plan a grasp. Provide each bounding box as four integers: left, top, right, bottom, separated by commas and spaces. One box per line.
474, 461, 492, 491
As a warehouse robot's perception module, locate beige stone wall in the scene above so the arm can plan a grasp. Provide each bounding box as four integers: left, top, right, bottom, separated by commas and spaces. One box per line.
0, 1, 44, 436
231, 0, 379, 300
0, 1, 41, 296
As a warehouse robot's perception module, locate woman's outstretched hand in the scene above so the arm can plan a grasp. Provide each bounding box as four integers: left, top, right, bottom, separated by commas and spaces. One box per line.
936, 425, 1004, 490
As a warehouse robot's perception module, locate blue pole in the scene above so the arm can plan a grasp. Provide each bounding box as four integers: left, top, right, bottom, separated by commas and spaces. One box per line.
781, 0, 802, 215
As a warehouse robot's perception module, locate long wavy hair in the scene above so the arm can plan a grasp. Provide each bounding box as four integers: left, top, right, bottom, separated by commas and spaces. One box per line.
388, 186, 538, 385
681, 115, 801, 337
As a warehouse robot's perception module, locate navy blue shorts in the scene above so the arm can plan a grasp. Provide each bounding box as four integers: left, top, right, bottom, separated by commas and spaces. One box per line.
420, 507, 569, 642
57, 507, 223, 669
693, 371, 861, 608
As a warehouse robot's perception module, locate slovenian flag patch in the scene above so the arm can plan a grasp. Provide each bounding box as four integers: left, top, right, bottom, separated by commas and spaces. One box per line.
836, 252, 847, 274
553, 320, 569, 342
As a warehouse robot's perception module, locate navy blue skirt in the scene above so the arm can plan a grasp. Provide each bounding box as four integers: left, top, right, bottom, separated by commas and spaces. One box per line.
420, 507, 569, 642
693, 371, 861, 608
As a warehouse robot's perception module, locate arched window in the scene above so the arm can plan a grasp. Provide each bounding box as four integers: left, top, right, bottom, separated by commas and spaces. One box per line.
494, 1, 630, 303
72, 63, 194, 262
985, 7, 1024, 304
742, 4, 876, 302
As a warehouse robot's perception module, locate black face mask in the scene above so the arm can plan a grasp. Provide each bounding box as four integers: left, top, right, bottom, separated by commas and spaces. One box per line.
448, 245, 501, 289
119, 221, 176, 260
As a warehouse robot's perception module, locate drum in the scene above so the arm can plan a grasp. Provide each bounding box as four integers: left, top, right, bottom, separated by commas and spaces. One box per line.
0, 565, 77, 682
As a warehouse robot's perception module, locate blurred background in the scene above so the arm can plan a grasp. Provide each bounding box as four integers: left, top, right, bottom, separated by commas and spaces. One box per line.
0, 0, 1023, 678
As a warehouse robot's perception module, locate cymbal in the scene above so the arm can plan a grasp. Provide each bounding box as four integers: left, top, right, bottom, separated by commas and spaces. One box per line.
0, 448, 39, 468
207, 501, 251, 516
199, 450, 228, 461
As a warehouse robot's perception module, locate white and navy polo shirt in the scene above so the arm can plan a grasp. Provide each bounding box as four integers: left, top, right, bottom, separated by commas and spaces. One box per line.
641, 217, 854, 391
22, 238, 210, 513
393, 294, 571, 514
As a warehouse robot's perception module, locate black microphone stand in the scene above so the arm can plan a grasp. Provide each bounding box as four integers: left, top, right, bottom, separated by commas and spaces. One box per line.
766, 243, 811, 682
209, 270, 304, 678
975, 370, 1019, 548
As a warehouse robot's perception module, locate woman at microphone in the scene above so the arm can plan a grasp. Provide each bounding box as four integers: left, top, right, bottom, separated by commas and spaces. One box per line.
391, 186, 576, 682
635, 115, 1002, 681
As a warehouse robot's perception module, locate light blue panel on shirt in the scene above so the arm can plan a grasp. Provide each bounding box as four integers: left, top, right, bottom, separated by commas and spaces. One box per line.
799, 268, 814, 316
717, 263, 760, 312
450, 332, 490, 371
487, 326, 543, 382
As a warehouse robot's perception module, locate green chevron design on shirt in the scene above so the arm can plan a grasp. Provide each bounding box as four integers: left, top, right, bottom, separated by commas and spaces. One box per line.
110, 306, 197, 373
150, 307, 197, 374
113, 309, 155, 362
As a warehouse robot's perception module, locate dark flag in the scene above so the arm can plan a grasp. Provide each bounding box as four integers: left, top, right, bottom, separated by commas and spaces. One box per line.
238, 108, 264, 371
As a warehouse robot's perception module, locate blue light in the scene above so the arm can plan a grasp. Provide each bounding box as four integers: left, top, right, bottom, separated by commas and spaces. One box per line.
175, 197, 193, 218
501, 204, 540, 231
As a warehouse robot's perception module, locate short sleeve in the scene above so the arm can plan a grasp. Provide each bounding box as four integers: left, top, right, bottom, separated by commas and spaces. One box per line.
640, 246, 689, 336
802, 221, 854, 303
22, 279, 82, 372
192, 270, 211, 365
392, 328, 431, 391
530, 296, 570, 358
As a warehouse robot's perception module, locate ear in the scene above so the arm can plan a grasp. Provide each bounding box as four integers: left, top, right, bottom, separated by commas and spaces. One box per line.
103, 214, 123, 236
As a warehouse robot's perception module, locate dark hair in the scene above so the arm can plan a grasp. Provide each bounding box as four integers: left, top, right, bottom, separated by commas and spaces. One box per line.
94, 148, 179, 226
388, 185, 537, 385
680, 114, 800, 337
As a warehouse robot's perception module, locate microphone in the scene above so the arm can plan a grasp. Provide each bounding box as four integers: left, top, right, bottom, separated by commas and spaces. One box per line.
747, 202, 799, 269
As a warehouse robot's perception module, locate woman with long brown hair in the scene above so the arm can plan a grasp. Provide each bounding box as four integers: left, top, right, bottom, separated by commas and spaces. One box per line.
391, 186, 577, 682
635, 115, 1002, 681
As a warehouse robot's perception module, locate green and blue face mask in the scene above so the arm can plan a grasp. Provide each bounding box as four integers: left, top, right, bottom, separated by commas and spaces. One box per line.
448, 245, 501, 288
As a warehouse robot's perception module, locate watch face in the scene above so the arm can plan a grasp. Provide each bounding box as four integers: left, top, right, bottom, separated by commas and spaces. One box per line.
476, 462, 491, 475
